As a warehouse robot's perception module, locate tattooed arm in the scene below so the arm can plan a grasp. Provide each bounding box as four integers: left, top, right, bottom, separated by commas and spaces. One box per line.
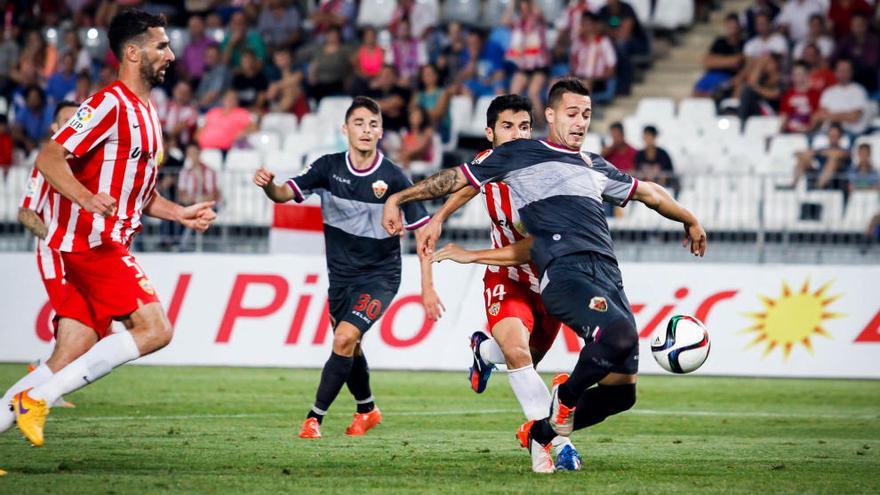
382, 168, 471, 235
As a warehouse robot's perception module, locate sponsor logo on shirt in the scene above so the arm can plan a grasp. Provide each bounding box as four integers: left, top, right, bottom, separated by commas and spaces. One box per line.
332, 174, 352, 184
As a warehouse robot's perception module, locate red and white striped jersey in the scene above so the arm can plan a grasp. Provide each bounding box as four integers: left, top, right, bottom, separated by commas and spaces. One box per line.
481, 181, 541, 293
47, 80, 164, 252
19, 165, 64, 280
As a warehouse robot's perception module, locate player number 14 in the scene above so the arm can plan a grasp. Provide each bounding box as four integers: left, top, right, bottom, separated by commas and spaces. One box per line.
485, 284, 507, 304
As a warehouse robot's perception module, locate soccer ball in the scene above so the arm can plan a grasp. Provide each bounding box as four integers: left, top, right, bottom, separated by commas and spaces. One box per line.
650, 315, 710, 374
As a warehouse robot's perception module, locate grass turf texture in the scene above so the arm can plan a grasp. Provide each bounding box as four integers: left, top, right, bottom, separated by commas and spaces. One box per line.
0, 365, 877, 494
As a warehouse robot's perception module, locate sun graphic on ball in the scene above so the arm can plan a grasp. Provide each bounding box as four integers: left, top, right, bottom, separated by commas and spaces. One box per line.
741, 278, 844, 359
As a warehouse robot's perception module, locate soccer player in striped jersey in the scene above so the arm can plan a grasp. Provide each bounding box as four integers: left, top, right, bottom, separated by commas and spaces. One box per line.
415, 94, 582, 471
383, 78, 707, 473
254, 96, 444, 439
0, 101, 79, 435
10, 10, 217, 447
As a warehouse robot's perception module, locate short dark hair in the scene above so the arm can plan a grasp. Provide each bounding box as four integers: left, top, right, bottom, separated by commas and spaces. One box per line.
345, 96, 382, 122
724, 12, 739, 23
581, 11, 599, 22
793, 59, 810, 71
108, 9, 167, 60
610, 121, 624, 132
643, 125, 658, 136
829, 122, 844, 133
858, 142, 871, 151
53, 100, 79, 120
547, 77, 591, 108
486, 94, 533, 129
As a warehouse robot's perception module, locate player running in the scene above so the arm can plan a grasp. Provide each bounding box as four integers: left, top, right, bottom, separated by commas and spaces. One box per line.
10, 10, 217, 447
253, 96, 444, 439
416, 94, 581, 471
382, 78, 707, 473
0, 101, 79, 434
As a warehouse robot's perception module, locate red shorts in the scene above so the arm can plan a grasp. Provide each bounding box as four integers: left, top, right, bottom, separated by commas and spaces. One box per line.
55, 243, 160, 338
36, 246, 66, 311
482, 269, 561, 356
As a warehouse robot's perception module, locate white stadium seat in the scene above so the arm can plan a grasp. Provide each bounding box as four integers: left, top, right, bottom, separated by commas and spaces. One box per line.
677, 98, 717, 130
317, 96, 353, 126
264, 150, 303, 178
261, 112, 299, 134
536, 0, 564, 22
200, 149, 224, 171
743, 116, 780, 146
463, 96, 494, 137
634, 97, 676, 122
629, 0, 652, 25
224, 149, 262, 171
443, 0, 479, 23
247, 132, 282, 155
167, 27, 190, 57
766, 134, 809, 177
652, 0, 694, 29
356, 0, 397, 27
839, 190, 880, 232
791, 190, 844, 232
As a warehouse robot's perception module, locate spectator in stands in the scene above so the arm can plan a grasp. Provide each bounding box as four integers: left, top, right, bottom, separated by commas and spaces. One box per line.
156, 135, 185, 251
61, 30, 92, 75
602, 122, 636, 173
390, 19, 428, 88
504, 0, 551, 118
197, 45, 232, 110
780, 61, 821, 133
801, 43, 836, 92
849, 143, 879, 191
455, 30, 506, 99
396, 105, 435, 170
413, 64, 454, 142
353, 27, 385, 83
366, 64, 411, 133
64, 73, 91, 103
834, 13, 879, 94
743, 12, 788, 60
742, 0, 780, 39
45, 52, 77, 104
196, 89, 257, 152
258, 0, 302, 50
436, 21, 467, 84
556, 0, 590, 43
180, 15, 216, 82
815, 58, 869, 136
570, 13, 617, 103
775, 0, 824, 44
0, 25, 21, 94
635, 125, 678, 193
160, 81, 200, 146
232, 49, 269, 111
598, 0, 649, 96
737, 54, 783, 123
14, 30, 57, 84
792, 14, 835, 60
389, 0, 438, 40
11, 85, 53, 153
0, 115, 13, 173
693, 13, 744, 98
793, 122, 851, 189
299, 27, 353, 102
310, 0, 357, 42
178, 142, 221, 250
221, 11, 268, 69
828, 0, 871, 40
266, 48, 307, 117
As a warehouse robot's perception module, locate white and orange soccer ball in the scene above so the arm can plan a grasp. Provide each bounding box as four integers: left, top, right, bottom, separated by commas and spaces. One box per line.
650, 315, 711, 374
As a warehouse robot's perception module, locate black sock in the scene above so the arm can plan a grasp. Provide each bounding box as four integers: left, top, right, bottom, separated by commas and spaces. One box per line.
572, 384, 637, 431
529, 419, 557, 446
560, 327, 637, 408
308, 352, 354, 423
346, 353, 375, 413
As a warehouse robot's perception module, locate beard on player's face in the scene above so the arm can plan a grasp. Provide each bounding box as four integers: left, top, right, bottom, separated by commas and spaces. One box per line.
139, 54, 168, 88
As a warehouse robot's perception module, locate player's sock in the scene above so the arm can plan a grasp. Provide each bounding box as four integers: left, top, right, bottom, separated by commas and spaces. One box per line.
346, 353, 375, 414
307, 352, 354, 424
529, 419, 557, 447
573, 384, 637, 430
551, 435, 574, 455
0, 364, 53, 433
559, 328, 637, 408
478, 337, 506, 366
30, 331, 140, 405
507, 364, 551, 420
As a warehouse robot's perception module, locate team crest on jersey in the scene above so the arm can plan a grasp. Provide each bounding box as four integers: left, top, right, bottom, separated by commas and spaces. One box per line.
579, 150, 594, 167
488, 302, 501, 316
589, 296, 608, 312
372, 179, 388, 198
138, 278, 156, 296
472, 149, 493, 165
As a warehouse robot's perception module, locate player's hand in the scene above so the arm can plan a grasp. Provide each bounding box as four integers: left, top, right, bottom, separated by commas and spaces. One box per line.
683, 221, 707, 257
418, 218, 443, 257
421, 287, 446, 321
82, 192, 117, 217
180, 201, 217, 232
382, 196, 404, 235
431, 243, 476, 264
253, 167, 275, 188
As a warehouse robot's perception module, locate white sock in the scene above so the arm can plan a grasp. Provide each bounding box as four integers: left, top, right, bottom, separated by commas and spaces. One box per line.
507, 364, 552, 420
30, 331, 140, 405
479, 337, 507, 365
0, 364, 53, 433
551, 435, 574, 456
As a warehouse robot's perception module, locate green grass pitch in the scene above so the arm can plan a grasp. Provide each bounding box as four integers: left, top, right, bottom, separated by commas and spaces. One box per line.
0, 364, 877, 494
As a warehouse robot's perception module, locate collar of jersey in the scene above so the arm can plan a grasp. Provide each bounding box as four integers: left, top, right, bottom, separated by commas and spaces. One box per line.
345, 151, 383, 177
539, 140, 580, 154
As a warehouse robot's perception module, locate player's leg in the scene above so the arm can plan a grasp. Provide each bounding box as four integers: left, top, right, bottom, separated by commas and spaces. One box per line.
571, 373, 637, 431
344, 342, 382, 436
305, 321, 360, 427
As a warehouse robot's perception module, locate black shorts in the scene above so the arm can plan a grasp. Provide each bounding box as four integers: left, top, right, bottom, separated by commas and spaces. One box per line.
539, 252, 639, 374
328, 281, 400, 334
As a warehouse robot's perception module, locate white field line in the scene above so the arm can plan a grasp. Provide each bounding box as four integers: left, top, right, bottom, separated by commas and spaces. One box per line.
51, 408, 879, 423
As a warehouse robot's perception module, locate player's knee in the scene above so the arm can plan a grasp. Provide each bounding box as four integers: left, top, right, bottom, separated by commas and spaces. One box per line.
332, 331, 359, 356
505, 345, 532, 369
603, 314, 639, 356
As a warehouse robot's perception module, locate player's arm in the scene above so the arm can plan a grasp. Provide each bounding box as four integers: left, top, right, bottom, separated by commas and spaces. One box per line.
632, 180, 707, 257
17, 207, 48, 239
253, 166, 296, 203
383, 167, 472, 235
418, 186, 479, 256
432, 237, 533, 267
144, 192, 217, 232
35, 140, 117, 216
414, 227, 446, 321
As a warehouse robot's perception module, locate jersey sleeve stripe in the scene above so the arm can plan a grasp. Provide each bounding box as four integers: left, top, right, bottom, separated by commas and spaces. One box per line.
621, 177, 638, 207
286, 178, 306, 202
404, 215, 430, 231
460, 163, 480, 189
